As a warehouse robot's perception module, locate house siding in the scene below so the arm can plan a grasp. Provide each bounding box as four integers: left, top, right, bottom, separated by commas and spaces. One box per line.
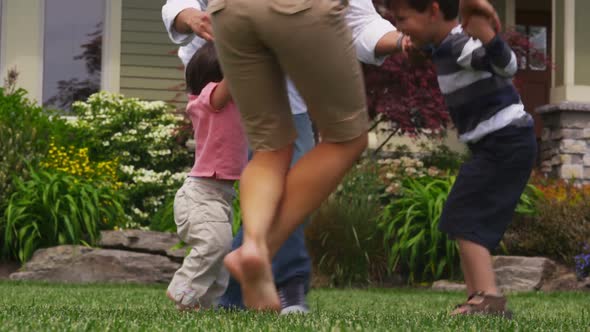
120, 0, 186, 110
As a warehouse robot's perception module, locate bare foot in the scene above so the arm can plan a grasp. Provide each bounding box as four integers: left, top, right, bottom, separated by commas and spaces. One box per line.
224, 243, 281, 312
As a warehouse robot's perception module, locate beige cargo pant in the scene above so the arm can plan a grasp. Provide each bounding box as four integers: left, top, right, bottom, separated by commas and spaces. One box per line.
167, 177, 235, 309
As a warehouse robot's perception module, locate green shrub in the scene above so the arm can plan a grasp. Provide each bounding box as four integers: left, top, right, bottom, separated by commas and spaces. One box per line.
504, 197, 590, 265
3, 167, 126, 262
232, 183, 242, 236
0, 89, 72, 217
71, 92, 192, 226
418, 143, 467, 173
378, 176, 460, 284
306, 161, 388, 287
149, 197, 176, 233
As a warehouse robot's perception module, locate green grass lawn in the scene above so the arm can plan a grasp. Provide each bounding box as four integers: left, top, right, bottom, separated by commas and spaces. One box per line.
0, 281, 589, 331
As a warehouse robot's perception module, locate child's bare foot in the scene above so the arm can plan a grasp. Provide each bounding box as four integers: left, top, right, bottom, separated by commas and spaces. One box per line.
224, 243, 281, 312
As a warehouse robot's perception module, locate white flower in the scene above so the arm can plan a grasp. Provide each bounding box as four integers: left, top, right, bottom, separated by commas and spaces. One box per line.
427, 167, 440, 177
120, 165, 135, 174
132, 208, 149, 219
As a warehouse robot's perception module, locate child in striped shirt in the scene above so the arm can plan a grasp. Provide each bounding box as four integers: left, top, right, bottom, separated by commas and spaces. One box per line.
390, 0, 536, 317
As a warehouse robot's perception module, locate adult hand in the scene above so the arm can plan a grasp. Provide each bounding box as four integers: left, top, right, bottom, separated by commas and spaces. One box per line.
176, 8, 214, 41
460, 0, 501, 32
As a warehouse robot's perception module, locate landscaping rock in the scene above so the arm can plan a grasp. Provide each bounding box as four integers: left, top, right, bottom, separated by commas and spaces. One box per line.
99, 230, 186, 263
432, 280, 466, 292
541, 272, 579, 292
10, 245, 179, 284
433, 256, 558, 292
493, 256, 556, 292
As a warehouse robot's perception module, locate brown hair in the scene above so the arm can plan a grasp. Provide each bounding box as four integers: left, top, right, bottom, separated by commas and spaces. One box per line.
389, 0, 459, 20
185, 41, 223, 95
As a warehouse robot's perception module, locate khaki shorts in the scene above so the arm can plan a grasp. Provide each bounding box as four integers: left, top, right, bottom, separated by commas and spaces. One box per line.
209, 0, 368, 151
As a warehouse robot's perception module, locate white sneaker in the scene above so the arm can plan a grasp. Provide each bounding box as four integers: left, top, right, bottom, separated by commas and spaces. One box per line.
280, 304, 310, 315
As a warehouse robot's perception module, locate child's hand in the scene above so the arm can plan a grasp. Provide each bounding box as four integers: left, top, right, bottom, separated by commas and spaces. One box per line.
460, 0, 501, 32
401, 35, 414, 53
399, 36, 431, 66
463, 14, 496, 44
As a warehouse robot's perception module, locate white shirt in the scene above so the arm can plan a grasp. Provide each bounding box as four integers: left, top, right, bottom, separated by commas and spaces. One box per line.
162, 0, 395, 114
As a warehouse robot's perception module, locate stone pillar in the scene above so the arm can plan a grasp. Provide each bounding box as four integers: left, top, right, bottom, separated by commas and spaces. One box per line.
538, 102, 590, 184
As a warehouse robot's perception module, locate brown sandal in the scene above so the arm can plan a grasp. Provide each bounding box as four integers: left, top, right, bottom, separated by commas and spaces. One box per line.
450, 292, 513, 319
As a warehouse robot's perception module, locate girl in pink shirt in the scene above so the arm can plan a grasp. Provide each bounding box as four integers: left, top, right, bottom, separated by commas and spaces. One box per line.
166, 42, 248, 311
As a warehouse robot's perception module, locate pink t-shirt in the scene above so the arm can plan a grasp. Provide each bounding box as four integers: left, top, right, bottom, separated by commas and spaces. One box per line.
187, 82, 248, 180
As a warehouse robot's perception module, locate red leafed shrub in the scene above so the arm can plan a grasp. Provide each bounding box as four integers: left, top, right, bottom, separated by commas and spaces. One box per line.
363, 53, 449, 136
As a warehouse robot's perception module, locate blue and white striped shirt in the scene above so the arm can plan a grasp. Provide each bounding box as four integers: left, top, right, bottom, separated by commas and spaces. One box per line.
432, 25, 532, 143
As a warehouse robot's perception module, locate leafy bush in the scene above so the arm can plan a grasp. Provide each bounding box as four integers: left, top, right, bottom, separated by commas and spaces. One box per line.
306, 160, 388, 287
71, 92, 192, 226
232, 183, 242, 236
3, 168, 126, 262
378, 176, 460, 284
418, 143, 468, 173
504, 178, 590, 265
376, 156, 444, 196
0, 89, 72, 217
150, 197, 175, 233
575, 244, 590, 279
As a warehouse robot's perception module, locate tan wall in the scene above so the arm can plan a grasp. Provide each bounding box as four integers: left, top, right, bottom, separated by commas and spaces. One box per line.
574, 0, 590, 86
490, 0, 506, 26
0, 0, 43, 102
554, 0, 565, 87
120, 0, 186, 110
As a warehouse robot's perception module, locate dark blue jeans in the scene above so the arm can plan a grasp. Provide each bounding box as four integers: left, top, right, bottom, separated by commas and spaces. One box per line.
219, 112, 315, 309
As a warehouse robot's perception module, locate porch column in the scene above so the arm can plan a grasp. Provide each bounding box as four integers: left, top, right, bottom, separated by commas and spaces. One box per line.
0, 0, 44, 103
550, 0, 590, 103
101, 0, 122, 94
539, 0, 590, 183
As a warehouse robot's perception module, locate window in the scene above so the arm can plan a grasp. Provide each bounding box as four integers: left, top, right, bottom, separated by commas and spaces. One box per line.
515, 24, 548, 72
43, 0, 104, 111
0, 0, 3, 70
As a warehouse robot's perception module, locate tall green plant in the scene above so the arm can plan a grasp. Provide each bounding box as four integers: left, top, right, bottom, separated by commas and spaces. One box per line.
306, 161, 388, 286
3, 168, 126, 262
378, 176, 459, 283
0, 88, 72, 219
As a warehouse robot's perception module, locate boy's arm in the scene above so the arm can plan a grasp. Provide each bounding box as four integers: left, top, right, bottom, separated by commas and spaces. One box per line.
457, 16, 517, 78
210, 80, 232, 111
